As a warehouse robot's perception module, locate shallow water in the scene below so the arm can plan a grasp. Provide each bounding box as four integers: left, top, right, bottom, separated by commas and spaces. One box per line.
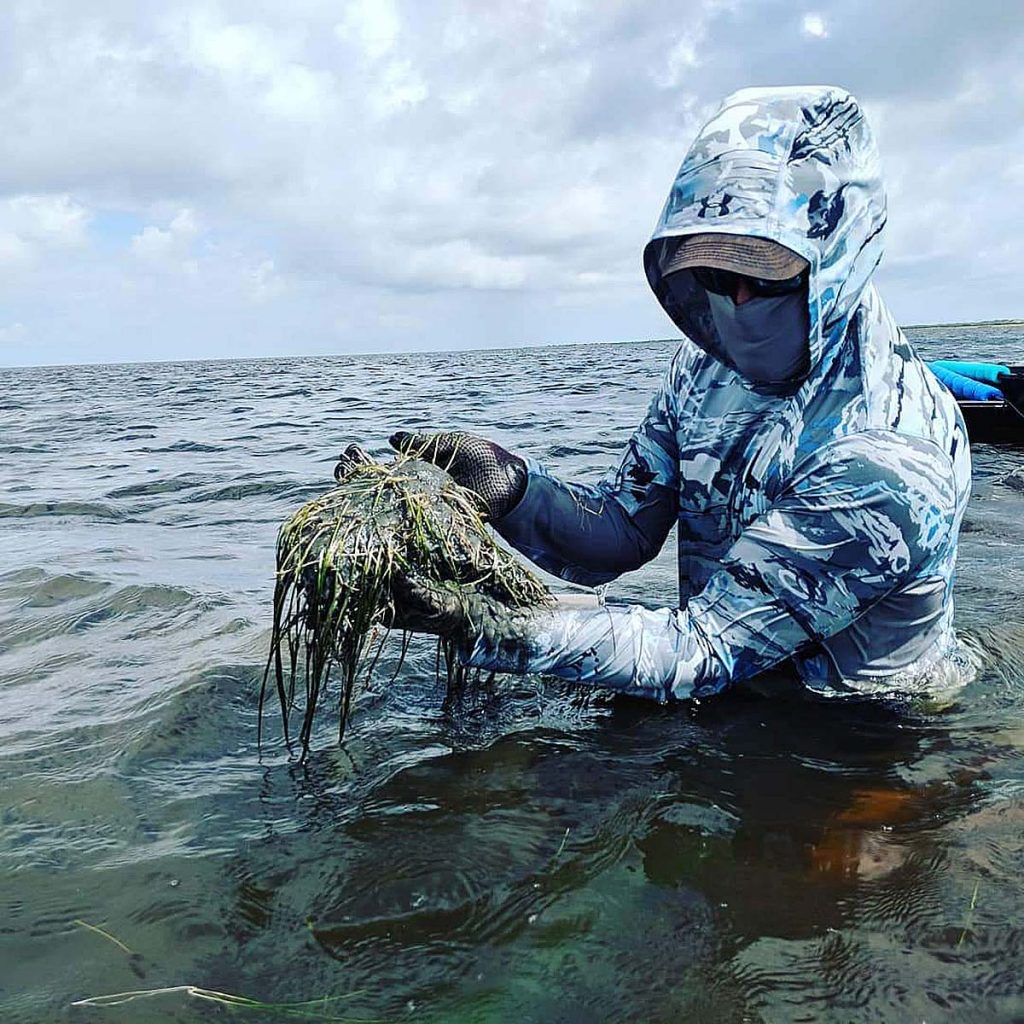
3, 329, 1024, 1023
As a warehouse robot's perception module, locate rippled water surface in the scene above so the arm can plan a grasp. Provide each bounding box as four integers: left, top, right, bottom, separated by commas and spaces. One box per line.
3, 328, 1024, 1023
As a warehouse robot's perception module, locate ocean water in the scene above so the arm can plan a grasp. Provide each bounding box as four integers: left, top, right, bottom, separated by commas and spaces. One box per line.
3, 328, 1024, 1023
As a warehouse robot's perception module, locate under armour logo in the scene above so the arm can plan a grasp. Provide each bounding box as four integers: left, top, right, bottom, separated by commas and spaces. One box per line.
698, 192, 734, 218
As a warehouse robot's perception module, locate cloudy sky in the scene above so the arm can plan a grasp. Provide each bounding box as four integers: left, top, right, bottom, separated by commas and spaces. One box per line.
1, 0, 1021, 366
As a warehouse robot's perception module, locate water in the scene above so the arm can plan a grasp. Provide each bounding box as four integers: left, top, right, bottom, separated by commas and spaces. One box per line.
3, 328, 1024, 1023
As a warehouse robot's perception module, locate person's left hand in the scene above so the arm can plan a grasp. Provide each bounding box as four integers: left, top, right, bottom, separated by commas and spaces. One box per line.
388, 572, 484, 636
387, 572, 549, 684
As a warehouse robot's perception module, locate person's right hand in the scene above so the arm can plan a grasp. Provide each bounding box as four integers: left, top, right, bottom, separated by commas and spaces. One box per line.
388, 430, 527, 520
333, 443, 374, 483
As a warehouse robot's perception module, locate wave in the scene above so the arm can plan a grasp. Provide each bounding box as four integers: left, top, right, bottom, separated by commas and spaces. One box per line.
187, 479, 303, 502
0, 500, 125, 520
105, 475, 212, 499
0, 576, 203, 649
132, 441, 226, 454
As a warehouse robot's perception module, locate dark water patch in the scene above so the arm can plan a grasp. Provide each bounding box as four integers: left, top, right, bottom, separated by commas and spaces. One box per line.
107, 583, 201, 618
543, 379, 609, 393
996, 466, 1024, 491
0, 602, 119, 645
0, 443, 53, 454
0, 772, 147, 870
120, 665, 261, 769
9, 572, 111, 608
0, 585, 224, 688
2, 882, 107, 944
248, 442, 310, 458
249, 419, 314, 430
852, 846, 949, 933
169, 384, 217, 396
0, 566, 48, 592
134, 440, 227, 454
967, 445, 1024, 481
175, 515, 285, 530
489, 418, 545, 432
949, 796, 1024, 880
187, 479, 299, 503
0, 500, 125, 521
106, 473, 212, 499
546, 440, 629, 458
265, 388, 313, 400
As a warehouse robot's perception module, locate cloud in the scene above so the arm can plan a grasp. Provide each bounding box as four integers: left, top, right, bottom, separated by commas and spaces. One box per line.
0, 232, 33, 266
0, 322, 28, 344
0, 194, 90, 264
130, 208, 200, 271
801, 13, 828, 38
335, 0, 401, 61
0, 0, 1022, 365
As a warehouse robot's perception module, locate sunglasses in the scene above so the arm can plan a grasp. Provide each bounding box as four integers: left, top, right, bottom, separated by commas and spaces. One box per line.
693, 265, 808, 298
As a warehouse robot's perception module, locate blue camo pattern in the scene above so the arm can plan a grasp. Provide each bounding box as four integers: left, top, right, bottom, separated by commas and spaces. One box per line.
466, 85, 973, 701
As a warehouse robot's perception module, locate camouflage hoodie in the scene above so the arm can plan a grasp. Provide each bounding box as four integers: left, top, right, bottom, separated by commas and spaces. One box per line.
468, 85, 972, 700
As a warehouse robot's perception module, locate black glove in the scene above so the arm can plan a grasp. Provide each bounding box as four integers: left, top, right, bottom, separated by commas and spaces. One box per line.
333, 443, 374, 483
388, 572, 537, 669
389, 572, 479, 636
388, 430, 527, 520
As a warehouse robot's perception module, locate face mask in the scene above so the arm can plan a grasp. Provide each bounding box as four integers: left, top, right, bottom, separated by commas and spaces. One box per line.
705, 290, 810, 385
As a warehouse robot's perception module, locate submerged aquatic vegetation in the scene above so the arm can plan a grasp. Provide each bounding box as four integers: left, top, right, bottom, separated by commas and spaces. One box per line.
71, 984, 375, 1020
262, 454, 550, 753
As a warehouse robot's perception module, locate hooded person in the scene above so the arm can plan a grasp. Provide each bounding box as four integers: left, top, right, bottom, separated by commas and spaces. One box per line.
382, 85, 973, 702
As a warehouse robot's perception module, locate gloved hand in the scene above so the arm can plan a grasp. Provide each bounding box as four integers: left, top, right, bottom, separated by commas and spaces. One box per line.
388, 572, 538, 663
388, 430, 527, 520
388, 572, 480, 636
333, 443, 374, 483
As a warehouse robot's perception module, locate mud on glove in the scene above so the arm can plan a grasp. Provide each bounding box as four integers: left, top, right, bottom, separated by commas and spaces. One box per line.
388, 571, 539, 676
388, 571, 480, 635
388, 431, 527, 520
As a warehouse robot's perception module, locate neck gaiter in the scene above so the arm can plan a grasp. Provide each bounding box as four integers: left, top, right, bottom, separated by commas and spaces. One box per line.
705, 290, 810, 385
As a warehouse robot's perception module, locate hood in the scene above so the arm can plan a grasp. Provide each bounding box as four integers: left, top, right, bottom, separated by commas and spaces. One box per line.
644, 86, 887, 382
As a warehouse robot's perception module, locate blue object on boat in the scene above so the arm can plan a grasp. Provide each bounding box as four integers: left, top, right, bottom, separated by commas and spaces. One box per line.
929, 360, 1010, 385
927, 361, 1005, 402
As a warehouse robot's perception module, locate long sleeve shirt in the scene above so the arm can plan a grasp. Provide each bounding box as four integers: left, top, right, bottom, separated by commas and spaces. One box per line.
463, 86, 972, 701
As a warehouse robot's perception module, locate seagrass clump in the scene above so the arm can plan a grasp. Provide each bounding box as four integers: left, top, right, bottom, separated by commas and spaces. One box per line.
261, 454, 550, 753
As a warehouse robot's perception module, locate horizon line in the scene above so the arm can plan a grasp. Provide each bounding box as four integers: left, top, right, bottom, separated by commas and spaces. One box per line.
3, 317, 1022, 372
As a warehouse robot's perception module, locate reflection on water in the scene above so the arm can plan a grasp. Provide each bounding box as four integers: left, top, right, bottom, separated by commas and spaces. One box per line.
2, 330, 1024, 1023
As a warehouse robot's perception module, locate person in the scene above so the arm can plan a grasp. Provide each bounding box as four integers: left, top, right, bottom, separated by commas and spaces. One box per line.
371, 85, 975, 702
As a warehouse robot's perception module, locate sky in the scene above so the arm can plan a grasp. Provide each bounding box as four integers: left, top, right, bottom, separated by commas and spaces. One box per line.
0, 0, 1022, 367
